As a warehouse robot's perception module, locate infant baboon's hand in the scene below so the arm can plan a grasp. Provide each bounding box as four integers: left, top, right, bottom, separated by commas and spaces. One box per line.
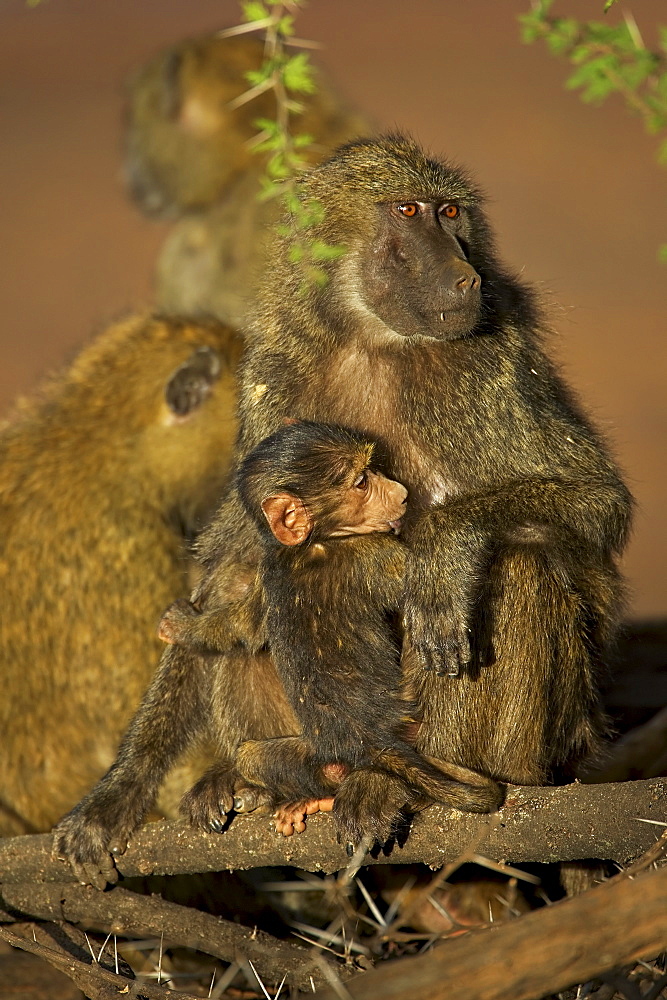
158, 598, 198, 644
180, 766, 246, 834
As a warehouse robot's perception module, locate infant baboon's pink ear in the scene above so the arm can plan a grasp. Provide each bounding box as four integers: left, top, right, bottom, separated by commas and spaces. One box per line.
261, 494, 313, 546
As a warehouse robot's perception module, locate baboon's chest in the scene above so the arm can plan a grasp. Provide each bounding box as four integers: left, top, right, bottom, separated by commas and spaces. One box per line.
316, 345, 458, 506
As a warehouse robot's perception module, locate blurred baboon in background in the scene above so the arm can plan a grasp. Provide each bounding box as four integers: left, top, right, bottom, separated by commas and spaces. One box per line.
124, 33, 369, 325
0, 314, 242, 835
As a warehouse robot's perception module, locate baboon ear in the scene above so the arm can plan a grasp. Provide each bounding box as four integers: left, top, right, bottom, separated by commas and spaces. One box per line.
261, 494, 313, 546
282, 417, 301, 426
165, 346, 221, 417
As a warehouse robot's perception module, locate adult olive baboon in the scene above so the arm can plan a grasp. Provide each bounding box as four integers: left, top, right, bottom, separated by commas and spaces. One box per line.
0, 314, 241, 835
56, 137, 630, 878
124, 33, 369, 325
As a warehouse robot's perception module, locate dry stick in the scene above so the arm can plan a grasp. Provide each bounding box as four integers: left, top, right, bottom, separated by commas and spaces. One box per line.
314, 865, 667, 1000
0, 923, 201, 1000
2, 779, 666, 888
0, 881, 340, 991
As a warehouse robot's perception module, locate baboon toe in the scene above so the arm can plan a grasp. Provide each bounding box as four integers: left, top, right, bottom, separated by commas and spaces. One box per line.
233, 786, 271, 814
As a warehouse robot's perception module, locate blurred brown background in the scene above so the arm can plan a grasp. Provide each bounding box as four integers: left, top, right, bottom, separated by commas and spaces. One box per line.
1, 0, 665, 616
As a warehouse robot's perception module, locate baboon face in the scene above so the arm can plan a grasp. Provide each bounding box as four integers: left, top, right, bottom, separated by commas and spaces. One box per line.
292, 138, 495, 344
359, 199, 482, 341
324, 467, 407, 538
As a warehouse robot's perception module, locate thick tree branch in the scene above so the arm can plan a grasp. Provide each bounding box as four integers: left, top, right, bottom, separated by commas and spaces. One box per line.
1, 779, 665, 887
313, 863, 667, 1000
0, 881, 337, 990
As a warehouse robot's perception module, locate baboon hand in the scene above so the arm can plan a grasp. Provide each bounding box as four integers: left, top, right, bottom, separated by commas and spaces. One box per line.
404, 598, 471, 677
332, 768, 414, 848
273, 798, 335, 837
158, 598, 198, 644
53, 804, 130, 890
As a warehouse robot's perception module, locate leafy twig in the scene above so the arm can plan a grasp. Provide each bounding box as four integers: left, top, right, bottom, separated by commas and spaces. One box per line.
223, 2, 344, 285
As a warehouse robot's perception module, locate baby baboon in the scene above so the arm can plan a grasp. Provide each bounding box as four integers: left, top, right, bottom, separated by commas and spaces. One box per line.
0, 314, 242, 835
158, 421, 502, 842
124, 33, 369, 324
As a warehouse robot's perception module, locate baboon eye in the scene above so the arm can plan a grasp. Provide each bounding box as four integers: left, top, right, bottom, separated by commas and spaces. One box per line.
397, 203, 418, 218
354, 471, 368, 490
441, 203, 460, 219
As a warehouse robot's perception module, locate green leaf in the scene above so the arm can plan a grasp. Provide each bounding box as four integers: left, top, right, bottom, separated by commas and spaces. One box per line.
284, 190, 302, 214
543, 19, 579, 56
266, 154, 290, 180
253, 117, 280, 135
566, 55, 618, 102
616, 56, 657, 92
241, 1, 269, 22
646, 109, 667, 134
569, 43, 595, 66
298, 199, 326, 227
658, 244, 667, 263
604, 0, 619, 11
277, 15, 295, 37
518, 20, 541, 45
282, 53, 316, 94
289, 245, 305, 264
245, 67, 274, 89
307, 265, 330, 288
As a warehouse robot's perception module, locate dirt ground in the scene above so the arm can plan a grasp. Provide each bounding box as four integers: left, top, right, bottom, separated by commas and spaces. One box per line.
0, 0, 665, 618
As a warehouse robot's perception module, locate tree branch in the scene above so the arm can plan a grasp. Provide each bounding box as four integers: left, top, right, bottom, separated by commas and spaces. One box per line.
0, 881, 336, 991
1, 779, 665, 887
